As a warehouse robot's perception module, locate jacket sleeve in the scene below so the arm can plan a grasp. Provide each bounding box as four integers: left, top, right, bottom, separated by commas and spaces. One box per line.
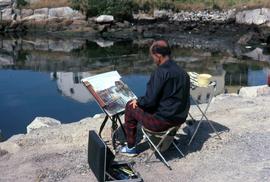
137, 69, 165, 110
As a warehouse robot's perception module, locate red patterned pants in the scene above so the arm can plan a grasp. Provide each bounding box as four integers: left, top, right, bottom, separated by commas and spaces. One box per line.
124, 100, 184, 148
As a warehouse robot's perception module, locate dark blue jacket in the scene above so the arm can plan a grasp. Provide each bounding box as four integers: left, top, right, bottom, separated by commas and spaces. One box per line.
138, 60, 190, 123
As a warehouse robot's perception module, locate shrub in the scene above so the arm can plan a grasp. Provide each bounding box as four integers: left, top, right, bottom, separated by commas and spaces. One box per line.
69, 0, 134, 20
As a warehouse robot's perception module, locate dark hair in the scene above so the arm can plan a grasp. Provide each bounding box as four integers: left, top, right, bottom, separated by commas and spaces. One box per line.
151, 41, 171, 56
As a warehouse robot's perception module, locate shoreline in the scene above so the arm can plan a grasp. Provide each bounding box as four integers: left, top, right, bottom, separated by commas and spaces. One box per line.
1, 85, 270, 181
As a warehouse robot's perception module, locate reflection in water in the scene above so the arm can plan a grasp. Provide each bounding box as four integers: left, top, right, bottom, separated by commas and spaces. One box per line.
1, 35, 270, 138
52, 72, 94, 103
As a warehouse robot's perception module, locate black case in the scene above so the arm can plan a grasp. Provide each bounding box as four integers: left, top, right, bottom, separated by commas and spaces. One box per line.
88, 130, 143, 182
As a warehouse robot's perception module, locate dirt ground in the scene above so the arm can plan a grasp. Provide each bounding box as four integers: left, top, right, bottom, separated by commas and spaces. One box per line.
0, 93, 270, 182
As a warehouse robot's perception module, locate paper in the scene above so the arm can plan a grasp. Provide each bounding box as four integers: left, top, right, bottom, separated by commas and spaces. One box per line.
82, 71, 137, 116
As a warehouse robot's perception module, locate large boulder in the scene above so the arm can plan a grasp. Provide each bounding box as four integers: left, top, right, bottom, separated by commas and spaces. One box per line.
48, 7, 85, 20
236, 8, 270, 26
96, 15, 114, 23
26, 117, 61, 133
239, 85, 270, 98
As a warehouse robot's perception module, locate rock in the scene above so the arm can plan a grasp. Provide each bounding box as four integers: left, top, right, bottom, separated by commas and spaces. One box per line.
239, 85, 270, 98
21, 9, 34, 19
133, 13, 155, 20
237, 32, 254, 45
236, 8, 270, 26
48, 7, 85, 20
34, 8, 49, 17
95, 40, 114, 47
0, 54, 14, 65
1, 8, 13, 21
153, 9, 173, 19
27, 117, 61, 133
95, 15, 114, 23
0, 0, 12, 7
22, 14, 47, 21
244, 48, 270, 62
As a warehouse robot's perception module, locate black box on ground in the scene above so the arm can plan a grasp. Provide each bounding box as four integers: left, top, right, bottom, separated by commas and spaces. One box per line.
88, 130, 143, 182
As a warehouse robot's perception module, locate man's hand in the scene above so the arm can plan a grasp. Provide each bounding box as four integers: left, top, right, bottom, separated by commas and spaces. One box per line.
129, 99, 138, 109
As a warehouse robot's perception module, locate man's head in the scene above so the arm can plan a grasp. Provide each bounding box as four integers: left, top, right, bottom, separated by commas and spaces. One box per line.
150, 40, 171, 66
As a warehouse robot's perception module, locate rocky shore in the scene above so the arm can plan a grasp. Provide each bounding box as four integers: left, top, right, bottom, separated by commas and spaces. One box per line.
1, 85, 270, 181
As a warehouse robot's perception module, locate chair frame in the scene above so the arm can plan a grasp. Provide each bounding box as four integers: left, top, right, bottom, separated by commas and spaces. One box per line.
141, 126, 185, 170
188, 80, 222, 145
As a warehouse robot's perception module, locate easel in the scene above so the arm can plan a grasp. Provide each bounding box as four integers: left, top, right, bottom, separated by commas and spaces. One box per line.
98, 110, 127, 150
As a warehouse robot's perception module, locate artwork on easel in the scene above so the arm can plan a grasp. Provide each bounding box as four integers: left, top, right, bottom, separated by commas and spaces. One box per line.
81, 71, 137, 116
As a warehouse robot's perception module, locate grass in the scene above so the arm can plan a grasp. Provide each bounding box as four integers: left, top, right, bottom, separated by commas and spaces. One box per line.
173, 0, 270, 10
22, 0, 270, 11
25, 0, 70, 9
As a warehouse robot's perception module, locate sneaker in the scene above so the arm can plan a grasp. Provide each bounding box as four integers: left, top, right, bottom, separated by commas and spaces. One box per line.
119, 146, 137, 157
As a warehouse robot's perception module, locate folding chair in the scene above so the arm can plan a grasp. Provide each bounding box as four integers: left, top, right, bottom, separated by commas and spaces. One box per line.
141, 126, 185, 170
188, 72, 222, 145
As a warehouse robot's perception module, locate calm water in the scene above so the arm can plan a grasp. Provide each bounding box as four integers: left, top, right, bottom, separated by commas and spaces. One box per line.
0, 35, 270, 138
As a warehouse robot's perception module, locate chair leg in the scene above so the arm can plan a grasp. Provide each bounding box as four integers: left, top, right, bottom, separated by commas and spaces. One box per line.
172, 142, 185, 157
142, 129, 172, 170
188, 119, 203, 145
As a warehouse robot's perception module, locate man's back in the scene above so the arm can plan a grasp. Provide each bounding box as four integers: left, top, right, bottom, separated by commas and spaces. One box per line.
138, 60, 190, 123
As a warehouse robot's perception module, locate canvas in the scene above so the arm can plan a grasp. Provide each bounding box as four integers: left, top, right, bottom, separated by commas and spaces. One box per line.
82, 71, 137, 116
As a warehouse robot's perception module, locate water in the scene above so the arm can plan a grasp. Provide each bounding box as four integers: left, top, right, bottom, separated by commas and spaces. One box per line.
0, 35, 270, 138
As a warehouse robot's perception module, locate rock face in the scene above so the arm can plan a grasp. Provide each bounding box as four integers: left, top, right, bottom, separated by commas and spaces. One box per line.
239, 85, 270, 98
236, 8, 270, 26
26, 117, 61, 133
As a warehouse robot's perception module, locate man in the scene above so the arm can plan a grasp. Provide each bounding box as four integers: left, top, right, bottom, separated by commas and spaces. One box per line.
120, 40, 190, 156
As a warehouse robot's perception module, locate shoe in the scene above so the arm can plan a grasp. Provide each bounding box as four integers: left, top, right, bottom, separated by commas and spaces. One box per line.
119, 146, 137, 157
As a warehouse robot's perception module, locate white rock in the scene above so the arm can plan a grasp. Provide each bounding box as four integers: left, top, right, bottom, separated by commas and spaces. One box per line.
27, 117, 61, 133
236, 8, 270, 26
95, 15, 114, 23
239, 85, 270, 98
48, 7, 85, 20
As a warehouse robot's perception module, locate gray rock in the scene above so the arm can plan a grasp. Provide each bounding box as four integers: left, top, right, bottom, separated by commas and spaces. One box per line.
21, 9, 34, 19
34, 8, 49, 17
236, 8, 270, 26
0, 54, 14, 66
239, 85, 270, 98
244, 47, 270, 62
22, 14, 47, 21
0, 0, 12, 7
1, 8, 13, 21
27, 117, 61, 133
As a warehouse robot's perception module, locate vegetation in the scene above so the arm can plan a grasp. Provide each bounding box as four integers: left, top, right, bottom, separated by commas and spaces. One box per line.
15, 0, 270, 19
